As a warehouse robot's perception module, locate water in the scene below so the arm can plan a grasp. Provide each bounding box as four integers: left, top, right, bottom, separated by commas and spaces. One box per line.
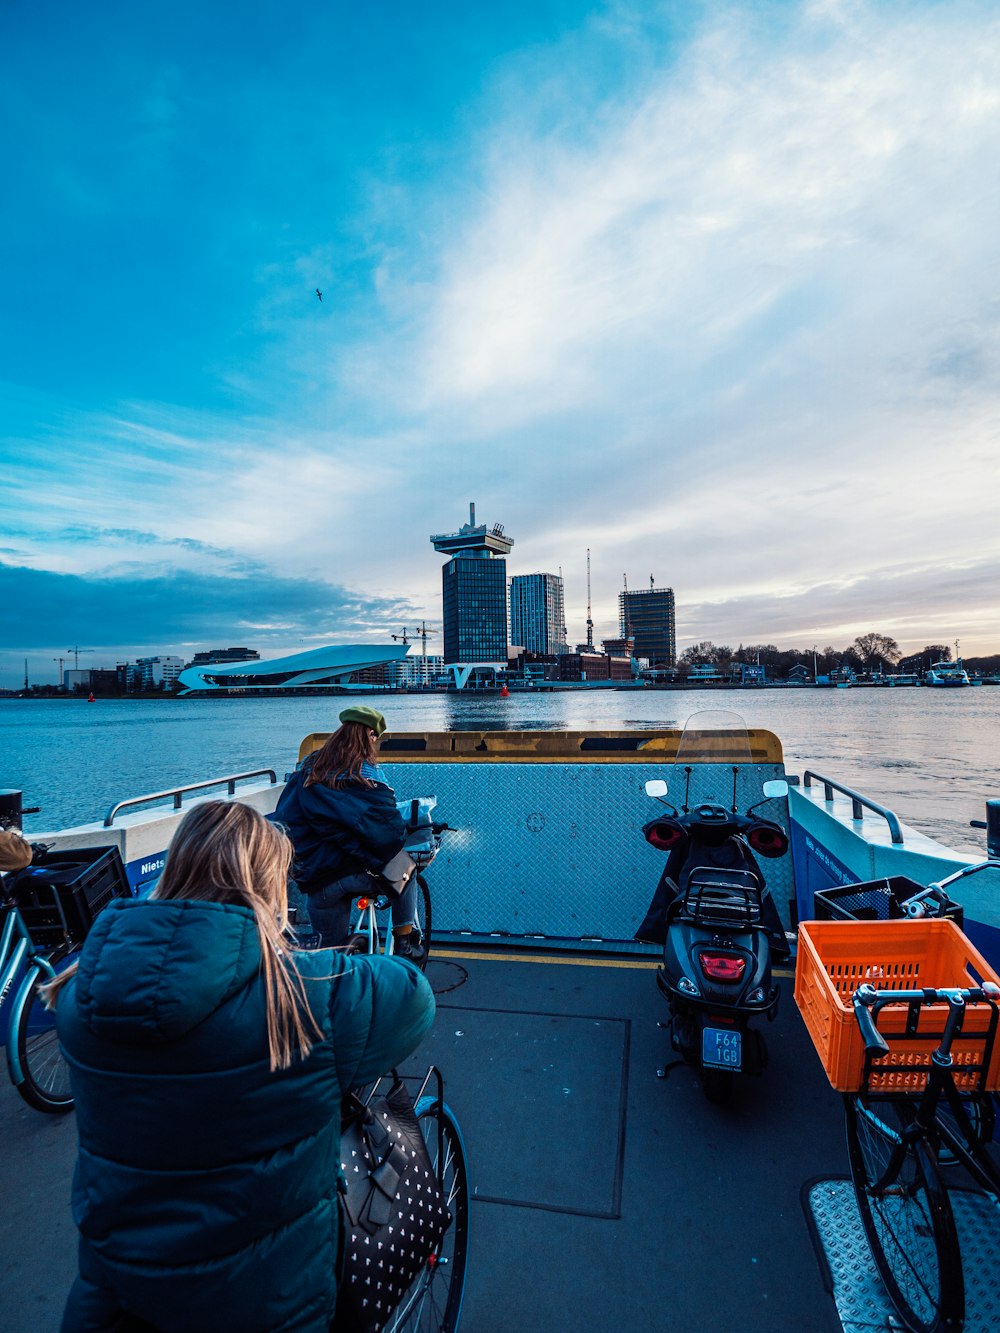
2, 688, 998, 855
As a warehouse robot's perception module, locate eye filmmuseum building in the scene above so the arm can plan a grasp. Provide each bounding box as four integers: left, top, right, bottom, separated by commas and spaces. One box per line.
430, 505, 513, 665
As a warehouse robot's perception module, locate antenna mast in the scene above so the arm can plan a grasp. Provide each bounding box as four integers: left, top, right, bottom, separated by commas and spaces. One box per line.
586, 550, 594, 651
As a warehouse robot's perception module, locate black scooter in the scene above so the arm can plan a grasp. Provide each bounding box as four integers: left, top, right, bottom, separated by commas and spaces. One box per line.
639, 770, 790, 1104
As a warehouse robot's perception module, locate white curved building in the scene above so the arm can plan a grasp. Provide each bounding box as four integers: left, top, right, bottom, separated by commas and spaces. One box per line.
177, 644, 410, 695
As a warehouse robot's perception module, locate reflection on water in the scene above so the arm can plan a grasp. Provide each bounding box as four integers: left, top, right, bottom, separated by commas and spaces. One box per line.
2, 688, 998, 855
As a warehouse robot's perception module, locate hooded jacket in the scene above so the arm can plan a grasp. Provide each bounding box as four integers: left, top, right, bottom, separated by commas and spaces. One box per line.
273, 763, 406, 893
57, 897, 435, 1333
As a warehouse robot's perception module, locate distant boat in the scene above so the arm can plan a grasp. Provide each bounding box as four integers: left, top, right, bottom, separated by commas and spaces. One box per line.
924, 659, 970, 687
887, 672, 921, 686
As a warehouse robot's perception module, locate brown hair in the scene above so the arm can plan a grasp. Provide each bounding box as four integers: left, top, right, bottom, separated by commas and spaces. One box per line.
43, 801, 323, 1071
304, 721, 379, 789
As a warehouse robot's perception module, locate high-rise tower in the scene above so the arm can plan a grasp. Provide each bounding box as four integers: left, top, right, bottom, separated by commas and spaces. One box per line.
430, 504, 513, 664
510, 573, 568, 656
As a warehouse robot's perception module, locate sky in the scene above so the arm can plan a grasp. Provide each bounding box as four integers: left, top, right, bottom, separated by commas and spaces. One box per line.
3, 0, 1000, 686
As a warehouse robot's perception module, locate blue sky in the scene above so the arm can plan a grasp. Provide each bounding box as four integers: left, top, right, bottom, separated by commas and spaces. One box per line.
3, 0, 1000, 685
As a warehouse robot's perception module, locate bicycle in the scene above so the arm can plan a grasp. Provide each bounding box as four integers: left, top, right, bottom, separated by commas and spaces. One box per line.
846, 979, 1000, 1333
1, 836, 131, 1113
347, 800, 452, 973
344, 1065, 470, 1332
0, 878, 76, 1112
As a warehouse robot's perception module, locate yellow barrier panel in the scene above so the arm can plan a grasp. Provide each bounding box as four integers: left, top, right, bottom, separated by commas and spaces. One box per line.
297, 728, 783, 765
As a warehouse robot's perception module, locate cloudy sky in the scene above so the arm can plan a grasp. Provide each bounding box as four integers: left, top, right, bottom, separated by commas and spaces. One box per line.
3, 0, 1000, 685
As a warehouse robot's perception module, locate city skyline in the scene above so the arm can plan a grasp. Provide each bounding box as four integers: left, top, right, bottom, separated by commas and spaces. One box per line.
4, 2, 1000, 687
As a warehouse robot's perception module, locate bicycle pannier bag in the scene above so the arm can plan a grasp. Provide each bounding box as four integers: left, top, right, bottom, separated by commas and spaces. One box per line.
378, 849, 416, 901
336, 1078, 450, 1333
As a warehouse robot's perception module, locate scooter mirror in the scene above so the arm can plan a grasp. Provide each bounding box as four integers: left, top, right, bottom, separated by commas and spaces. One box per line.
645, 779, 669, 798
761, 779, 788, 799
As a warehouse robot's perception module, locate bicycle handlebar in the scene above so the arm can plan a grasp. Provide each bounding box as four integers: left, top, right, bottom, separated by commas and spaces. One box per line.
853, 987, 891, 1057
852, 981, 1000, 1060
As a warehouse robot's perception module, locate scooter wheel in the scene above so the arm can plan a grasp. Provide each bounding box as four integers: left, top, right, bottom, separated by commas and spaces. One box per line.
702, 1068, 734, 1105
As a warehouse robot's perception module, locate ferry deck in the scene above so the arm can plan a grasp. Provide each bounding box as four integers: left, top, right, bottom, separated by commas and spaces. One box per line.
2, 945, 850, 1332
3, 726, 999, 1332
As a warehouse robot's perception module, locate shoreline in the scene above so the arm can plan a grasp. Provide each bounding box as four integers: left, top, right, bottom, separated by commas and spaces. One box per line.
2, 680, 993, 702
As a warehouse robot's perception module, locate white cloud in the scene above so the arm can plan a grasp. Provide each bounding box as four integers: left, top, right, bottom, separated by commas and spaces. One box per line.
7, 3, 1000, 656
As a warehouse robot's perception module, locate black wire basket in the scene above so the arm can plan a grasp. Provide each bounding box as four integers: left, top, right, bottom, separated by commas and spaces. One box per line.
813, 875, 963, 930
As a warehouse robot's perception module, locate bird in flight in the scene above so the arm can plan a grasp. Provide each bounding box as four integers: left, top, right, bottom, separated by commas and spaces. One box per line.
316, 288, 323, 302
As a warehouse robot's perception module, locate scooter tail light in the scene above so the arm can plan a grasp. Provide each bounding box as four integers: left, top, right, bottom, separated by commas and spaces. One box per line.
356, 897, 370, 911
645, 823, 685, 851
700, 952, 746, 982
747, 824, 789, 857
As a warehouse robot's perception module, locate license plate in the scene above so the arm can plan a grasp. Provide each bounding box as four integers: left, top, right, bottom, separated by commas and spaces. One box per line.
703, 1027, 742, 1070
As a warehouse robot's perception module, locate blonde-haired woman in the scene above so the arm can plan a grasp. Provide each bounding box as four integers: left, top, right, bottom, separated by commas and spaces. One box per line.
50, 799, 435, 1333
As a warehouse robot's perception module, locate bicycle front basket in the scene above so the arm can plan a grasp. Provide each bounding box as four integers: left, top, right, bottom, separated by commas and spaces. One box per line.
794, 919, 1000, 1093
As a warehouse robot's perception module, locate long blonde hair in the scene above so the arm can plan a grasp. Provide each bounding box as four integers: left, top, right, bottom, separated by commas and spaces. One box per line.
44, 800, 323, 1071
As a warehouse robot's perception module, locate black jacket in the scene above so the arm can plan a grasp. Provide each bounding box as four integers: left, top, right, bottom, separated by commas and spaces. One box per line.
273, 762, 406, 893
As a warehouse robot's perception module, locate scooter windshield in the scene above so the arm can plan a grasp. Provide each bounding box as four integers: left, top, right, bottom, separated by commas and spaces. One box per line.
673, 710, 753, 767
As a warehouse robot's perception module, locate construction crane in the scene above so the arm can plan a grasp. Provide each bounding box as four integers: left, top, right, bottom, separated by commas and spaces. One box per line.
52, 657, 66, 688
586, 550, 594, 651
66, 647, 94, 670
392, 624, 438, 684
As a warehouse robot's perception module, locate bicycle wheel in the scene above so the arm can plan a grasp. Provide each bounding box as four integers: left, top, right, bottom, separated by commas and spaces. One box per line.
12, 963, 74, 1113
935, 1090, 995, 1166
844, 1093, 963, 1333
384, 1098, 469, 1333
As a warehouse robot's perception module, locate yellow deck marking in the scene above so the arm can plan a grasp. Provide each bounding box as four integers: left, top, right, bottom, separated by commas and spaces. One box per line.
434, 947, 795, 979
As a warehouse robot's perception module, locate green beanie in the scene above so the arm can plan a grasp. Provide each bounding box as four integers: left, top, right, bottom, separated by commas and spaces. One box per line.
339, 705, 387, 737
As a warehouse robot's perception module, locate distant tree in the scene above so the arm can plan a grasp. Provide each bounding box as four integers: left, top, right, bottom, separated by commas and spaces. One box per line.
852, 632, 902, 671
899, 644, 951, 672
966, 653, 1000, 675
742, 644, 781, 667
680, 641, 722, 665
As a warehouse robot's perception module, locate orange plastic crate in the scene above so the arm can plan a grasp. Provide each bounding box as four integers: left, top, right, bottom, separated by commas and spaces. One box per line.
794, 919, 1000, 1093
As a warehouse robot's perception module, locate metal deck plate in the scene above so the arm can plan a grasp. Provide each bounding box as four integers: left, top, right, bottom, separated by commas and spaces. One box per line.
805, 1178, 1000, 1333
403, 1003, 629, 1217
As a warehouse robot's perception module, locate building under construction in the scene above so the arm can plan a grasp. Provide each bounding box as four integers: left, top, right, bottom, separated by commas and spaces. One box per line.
619, 584, 676, 667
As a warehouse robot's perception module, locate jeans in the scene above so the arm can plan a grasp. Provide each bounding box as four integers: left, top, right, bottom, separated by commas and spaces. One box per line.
306, 871, 420, 949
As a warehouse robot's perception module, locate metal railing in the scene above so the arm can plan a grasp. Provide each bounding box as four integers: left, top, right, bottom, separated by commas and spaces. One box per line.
104, 770, 278, 827
801, 770, 905, 844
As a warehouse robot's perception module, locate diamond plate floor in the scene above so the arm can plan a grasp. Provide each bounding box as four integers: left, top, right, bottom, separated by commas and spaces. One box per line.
806, 1178, 1000, 1333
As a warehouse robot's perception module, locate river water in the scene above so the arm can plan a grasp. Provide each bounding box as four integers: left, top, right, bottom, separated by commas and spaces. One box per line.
2, 688, 999, 855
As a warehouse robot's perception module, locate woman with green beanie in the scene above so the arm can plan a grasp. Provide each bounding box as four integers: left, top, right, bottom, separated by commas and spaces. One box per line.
274, 707, 425, 961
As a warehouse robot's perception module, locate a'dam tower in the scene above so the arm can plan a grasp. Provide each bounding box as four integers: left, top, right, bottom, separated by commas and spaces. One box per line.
430, 504, 513, 674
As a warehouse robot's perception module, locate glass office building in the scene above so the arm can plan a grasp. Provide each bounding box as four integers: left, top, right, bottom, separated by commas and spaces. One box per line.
510, 572, 569, 656
431, 505, 514, 664
619, 586, 676, 666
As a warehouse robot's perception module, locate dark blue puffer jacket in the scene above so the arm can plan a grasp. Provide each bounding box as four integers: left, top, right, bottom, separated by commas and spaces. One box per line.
273, 764, 406, 892
57, 897, 435, 1333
